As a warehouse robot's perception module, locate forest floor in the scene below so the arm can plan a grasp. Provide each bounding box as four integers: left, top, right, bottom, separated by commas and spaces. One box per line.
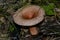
0, 0, 60, 40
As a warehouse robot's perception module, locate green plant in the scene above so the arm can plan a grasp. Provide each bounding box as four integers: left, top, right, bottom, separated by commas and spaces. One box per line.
9, 24, 15, 32
42, 3, 56, 16
2, 13, 16, 32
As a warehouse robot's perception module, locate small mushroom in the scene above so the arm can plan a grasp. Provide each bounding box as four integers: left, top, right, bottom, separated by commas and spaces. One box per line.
13, 5, 45, 36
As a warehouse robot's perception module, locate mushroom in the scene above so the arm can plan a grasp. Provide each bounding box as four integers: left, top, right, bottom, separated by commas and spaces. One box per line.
13, 5, 45, 35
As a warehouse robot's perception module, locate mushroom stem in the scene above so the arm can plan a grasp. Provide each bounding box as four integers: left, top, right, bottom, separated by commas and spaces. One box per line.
29, 27, 38, 36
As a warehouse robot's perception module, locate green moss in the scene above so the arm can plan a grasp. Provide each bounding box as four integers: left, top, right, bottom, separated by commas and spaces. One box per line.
42, 3, 56, 16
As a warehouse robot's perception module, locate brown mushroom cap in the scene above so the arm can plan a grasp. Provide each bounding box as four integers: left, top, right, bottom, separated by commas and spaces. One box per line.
13, 5, 45, 26
22, 11, 38, 19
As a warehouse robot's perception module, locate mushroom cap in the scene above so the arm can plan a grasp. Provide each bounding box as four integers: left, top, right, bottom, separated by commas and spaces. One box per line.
13, 5, 45, 26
